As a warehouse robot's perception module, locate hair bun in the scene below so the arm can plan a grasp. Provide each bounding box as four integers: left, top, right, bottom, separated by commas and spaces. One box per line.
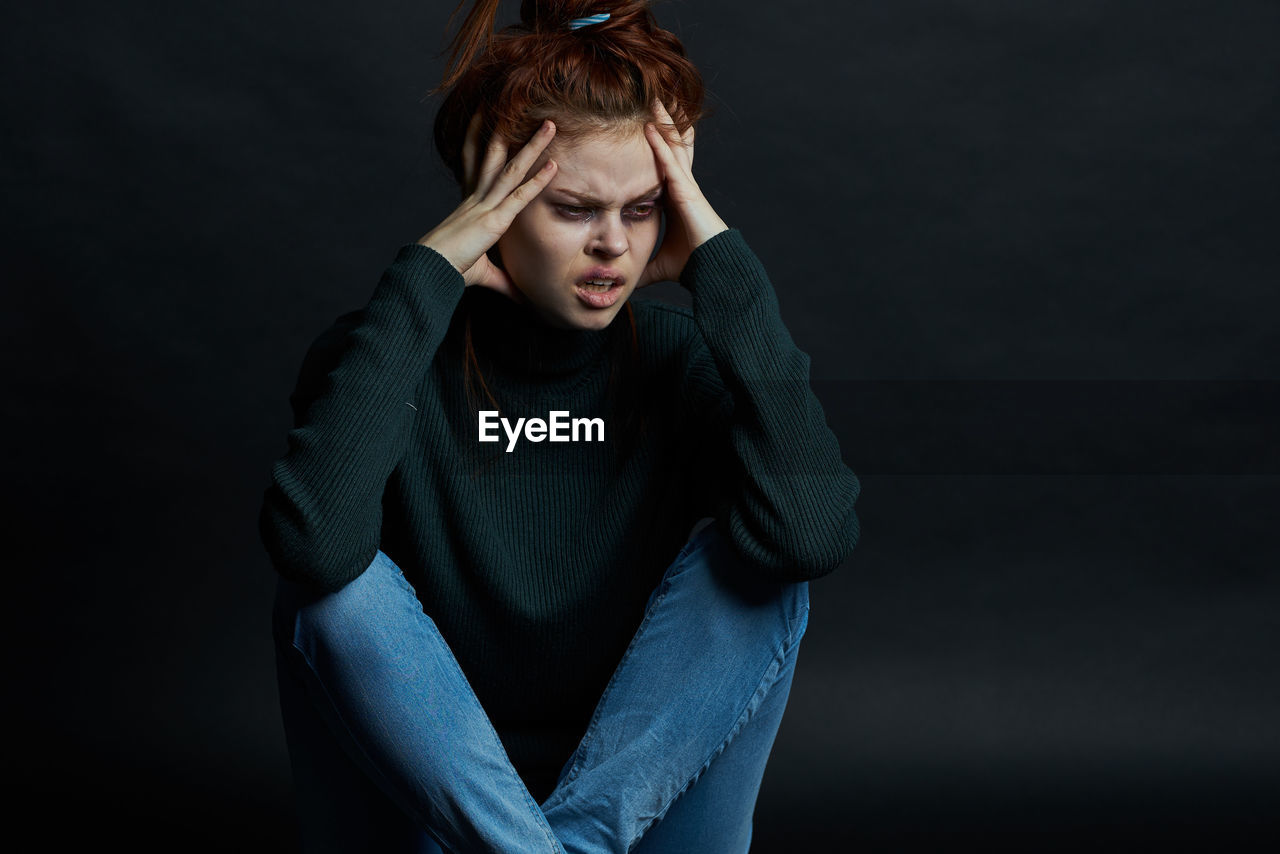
434, 0, 703, 189
520, 1, 645, 33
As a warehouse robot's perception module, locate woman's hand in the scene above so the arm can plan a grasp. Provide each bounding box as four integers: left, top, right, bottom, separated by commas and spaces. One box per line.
638, 101, 730, 288
417, 112, 559, 299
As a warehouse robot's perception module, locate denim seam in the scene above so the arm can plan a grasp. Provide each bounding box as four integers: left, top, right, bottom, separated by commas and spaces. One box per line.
551, 532, 717, 795
542, 527, 778, 831
375, 553, 563, 851
411, 618, 565, 854
285, 638, 447, 838
289, 609, 564, 854
785, 598, 811, 648
628, 639, 792, 851
554, 572, 677, 794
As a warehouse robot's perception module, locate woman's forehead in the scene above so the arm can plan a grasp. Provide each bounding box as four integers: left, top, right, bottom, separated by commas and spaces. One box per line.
531, 128, 660, 197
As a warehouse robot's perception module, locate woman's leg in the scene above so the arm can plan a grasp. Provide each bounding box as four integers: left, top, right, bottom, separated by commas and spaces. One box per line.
539, 522, 811, 854
274, 640, 443, 853
627, 623, 801, 854
271, 551, 563, 854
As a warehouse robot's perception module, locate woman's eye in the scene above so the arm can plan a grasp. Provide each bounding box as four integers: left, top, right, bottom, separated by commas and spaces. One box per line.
555, 203, 658, 221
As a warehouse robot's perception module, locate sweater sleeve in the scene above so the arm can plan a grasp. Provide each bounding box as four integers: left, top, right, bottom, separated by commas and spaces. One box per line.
258, 243, 465, 591
679, 228, 861, 582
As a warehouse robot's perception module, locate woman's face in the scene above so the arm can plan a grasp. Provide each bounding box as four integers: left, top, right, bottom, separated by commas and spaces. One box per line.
495, 123, 663, 331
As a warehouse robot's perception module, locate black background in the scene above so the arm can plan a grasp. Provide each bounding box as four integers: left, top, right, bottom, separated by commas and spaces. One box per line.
4, 1, 1278, 850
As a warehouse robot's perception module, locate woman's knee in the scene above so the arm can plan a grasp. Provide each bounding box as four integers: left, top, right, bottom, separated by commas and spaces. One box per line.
274, 549, 420, 659
666, 523, 811, 651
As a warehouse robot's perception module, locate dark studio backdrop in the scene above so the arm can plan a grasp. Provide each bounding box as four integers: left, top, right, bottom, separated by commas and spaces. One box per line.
4, 0, 1277, 850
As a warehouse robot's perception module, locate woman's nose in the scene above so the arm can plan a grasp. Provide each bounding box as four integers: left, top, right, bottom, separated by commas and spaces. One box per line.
588, 213, 628, 257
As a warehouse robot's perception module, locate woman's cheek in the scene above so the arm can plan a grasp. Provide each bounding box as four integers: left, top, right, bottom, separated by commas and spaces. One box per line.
638, 216, 661, 252
537, 221, 577, 255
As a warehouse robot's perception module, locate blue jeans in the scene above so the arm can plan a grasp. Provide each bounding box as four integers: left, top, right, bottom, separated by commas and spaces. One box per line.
271, 522, 810, 853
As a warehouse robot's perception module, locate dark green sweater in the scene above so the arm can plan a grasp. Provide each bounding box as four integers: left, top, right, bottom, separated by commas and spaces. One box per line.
259, 228, 860, 799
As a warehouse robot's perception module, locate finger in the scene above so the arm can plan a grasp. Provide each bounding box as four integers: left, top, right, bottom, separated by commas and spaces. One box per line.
461, 111, 483, 194
637, 260, 658, 289
638, 253, 675, 290
486, 120, 557, 202
492, 158, 558, 220
664, 100, 681, 130
664, 102, 695, 168
652, 100, 692, 168
644, 121, 688, 186
651, 99, 677, 139
654, 100, 688, 142
475, 132, 509, 198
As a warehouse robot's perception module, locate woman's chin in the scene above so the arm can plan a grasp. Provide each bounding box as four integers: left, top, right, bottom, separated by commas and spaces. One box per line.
579, 293, 638, 329
530, 297, 627, 332
572, 307, 623, 331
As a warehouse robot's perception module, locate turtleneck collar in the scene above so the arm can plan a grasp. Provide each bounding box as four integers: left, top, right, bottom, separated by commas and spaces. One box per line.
461, 286, 615, 381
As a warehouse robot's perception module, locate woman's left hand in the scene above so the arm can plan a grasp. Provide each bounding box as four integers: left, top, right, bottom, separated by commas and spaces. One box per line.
638, 101, 730, 288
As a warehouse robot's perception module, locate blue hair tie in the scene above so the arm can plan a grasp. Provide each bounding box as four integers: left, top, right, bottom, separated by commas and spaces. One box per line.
568, 13, 610, 30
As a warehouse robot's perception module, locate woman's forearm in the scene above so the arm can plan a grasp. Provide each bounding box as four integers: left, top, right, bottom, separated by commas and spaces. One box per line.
680, 229, 862, 581
259, 244, 464, 591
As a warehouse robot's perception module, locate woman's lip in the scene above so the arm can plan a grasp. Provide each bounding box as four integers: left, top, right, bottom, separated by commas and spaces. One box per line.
575, 280, 624, 309
579, 267, 624, 284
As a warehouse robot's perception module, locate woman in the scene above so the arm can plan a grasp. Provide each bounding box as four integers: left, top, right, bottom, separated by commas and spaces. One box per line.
260, 1, 861, 851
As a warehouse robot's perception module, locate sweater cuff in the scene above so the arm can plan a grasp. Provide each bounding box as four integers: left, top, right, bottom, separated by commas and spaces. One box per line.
678, 229, 754, 291
389, 242, 466, 305
354, 242, 467, 370
678, 228, 777, 329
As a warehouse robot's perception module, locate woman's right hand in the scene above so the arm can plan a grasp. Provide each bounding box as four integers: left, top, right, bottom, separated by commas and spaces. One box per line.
417, 112, 558, 300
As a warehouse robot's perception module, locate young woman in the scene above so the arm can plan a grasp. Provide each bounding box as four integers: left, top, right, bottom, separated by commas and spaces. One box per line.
260, 2, 861, 851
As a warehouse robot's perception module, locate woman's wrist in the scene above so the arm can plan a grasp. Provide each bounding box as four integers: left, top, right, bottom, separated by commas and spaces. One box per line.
416, 232, 469, 277
688, 220, 731, 253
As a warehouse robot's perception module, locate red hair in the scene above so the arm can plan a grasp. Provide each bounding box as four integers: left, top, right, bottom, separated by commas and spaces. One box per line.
433, 1, 703, 465
431, 1, 707, 188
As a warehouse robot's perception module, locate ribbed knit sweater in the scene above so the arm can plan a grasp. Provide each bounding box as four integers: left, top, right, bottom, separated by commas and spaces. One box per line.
258, 228, 861, 800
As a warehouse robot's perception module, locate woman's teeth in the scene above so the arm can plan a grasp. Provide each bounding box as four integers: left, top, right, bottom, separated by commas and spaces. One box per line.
580, 279, 615, 292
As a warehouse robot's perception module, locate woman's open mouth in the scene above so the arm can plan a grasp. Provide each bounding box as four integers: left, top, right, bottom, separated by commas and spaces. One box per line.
575, 272, 625, 309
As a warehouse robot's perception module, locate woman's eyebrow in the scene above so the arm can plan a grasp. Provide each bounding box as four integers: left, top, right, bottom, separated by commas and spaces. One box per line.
554, 184, 664, 206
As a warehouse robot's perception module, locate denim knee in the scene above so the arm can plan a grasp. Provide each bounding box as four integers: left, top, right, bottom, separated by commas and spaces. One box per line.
540, 524, 811, 850
272, 549, 414, 661
664, 522, 811, 653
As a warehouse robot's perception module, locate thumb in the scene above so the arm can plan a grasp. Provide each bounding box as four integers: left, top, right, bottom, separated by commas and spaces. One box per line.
638, 253, 675, 289
471, 259, 528, 304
